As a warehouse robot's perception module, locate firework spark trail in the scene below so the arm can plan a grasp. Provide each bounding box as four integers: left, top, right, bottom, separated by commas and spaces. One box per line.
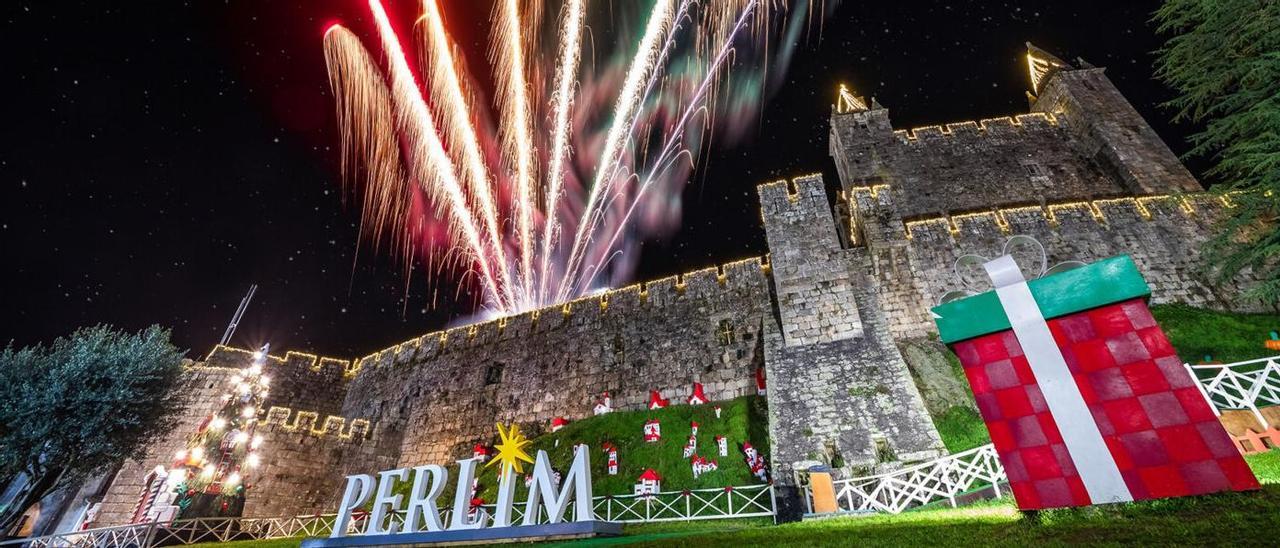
564, 0, 698, 298
324, 26, 407, 258
368, 0, 510, 310
419, 0, 515, 303
583, 0, 761, 291
537, 0, 586, 305
555, 0, 678, 304
493, 0, 538, 308
326, 1, 822, 316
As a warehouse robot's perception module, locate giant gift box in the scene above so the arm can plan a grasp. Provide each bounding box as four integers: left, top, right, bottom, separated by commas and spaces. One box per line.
932, 254, 1259, 510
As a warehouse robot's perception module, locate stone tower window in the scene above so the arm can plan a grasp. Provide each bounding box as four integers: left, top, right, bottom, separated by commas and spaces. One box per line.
1021, 161, 1049, 178
612, 335, 626, 365
717, 319, 736, 346
484, 362, 504, 385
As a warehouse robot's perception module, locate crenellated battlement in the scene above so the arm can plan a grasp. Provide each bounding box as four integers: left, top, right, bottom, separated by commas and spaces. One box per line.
345, 254, 773, 377
203, 345, 361, 379
892, 112, 1059, 142
262, 406, 371, 440
897, 190, 1228, 241
757, 173, 825, 208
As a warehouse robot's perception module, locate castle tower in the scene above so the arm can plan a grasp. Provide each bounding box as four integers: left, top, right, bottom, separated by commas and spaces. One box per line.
1025, 43, 1202, 195
758, 174, 944, 519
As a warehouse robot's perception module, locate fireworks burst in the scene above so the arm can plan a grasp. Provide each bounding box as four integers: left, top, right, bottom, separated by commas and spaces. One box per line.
325, 0, 828, 316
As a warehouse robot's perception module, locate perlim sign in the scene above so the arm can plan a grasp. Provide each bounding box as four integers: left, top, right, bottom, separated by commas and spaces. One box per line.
306, 425, 616, 547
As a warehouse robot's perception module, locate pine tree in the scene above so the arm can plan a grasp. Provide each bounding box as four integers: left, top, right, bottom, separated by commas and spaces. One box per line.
167, 344, 272, 518
1154, 0, 1280, 302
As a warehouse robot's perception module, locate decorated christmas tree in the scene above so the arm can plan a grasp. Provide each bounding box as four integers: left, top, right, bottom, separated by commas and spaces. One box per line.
168, 344, 271, 517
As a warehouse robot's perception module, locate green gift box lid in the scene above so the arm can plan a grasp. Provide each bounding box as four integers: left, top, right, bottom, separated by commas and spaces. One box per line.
931, 255, 1151, 344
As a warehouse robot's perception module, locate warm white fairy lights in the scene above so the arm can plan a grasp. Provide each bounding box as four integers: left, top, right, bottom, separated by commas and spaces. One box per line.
171, 343, 273, 506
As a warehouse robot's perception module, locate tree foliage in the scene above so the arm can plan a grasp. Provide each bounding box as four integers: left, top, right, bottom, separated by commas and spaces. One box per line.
0, 325, 186, 531
1154, 0, 1280, 303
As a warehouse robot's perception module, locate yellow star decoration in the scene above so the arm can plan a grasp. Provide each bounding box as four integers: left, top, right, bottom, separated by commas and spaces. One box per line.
486, 422, 534, 477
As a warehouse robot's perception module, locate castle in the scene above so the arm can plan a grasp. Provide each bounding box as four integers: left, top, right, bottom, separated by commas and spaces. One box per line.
59, 44, 1258, 529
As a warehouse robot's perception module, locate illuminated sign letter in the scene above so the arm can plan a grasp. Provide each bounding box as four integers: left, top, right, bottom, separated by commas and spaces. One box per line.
404, 465, 448, 533
368, 468, 408, 534
449, 457, 489, 530
330, 474, 374, 538
522, 445, 593, 525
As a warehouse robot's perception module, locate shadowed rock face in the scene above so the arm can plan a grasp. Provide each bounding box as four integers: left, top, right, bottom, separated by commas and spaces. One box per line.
898, 338, 976, 416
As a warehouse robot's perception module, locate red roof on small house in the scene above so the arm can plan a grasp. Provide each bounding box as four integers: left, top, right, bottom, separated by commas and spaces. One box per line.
638, 469, 662, 481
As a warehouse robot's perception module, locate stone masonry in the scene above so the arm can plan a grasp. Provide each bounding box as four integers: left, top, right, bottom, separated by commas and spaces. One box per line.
93, 44, 1264, 526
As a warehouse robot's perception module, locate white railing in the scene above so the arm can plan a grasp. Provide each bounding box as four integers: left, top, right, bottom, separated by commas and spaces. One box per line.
0, 520, 161, 548
0, 485, 774, 547
818, 443, 1005, 515
1186, 357, 1280, 428
589, 484, 775, 523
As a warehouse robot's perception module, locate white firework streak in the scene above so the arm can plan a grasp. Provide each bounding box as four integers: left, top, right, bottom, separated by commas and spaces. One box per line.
419, 0, 516, 304
368, 0, 510, 310
556, 0, 678, 304
537, 0, 586, 305
493, 0, 538, 308
584, 0, 761, 291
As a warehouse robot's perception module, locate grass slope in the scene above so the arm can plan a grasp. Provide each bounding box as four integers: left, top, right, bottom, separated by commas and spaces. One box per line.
1150, 303, 1280, 363
384, 396, 772, 505
499, 396, 772, 498
604, 484, 1280, 547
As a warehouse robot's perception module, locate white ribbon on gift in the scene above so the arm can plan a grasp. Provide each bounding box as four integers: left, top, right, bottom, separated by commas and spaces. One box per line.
984, 255, 1133, 504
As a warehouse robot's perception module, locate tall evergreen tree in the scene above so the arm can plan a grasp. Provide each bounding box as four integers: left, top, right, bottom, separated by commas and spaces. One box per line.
1154, 0, 1280, 302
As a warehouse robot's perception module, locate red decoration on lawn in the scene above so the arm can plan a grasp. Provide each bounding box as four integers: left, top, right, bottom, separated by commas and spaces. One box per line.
743, 442, 768, 482
691, 455, 718, 478
687, 383, 708, 405
951, 300, 1260, 509
602, 442, 619, 475
643, 419, 661, 443
635, 469, 662, 495
472, 444, 489, 460
593, 392, 613, 415
716, 435, 728, 457
690, 420, 699, 437
550, 417, 569, 432
648, 390, 670, 409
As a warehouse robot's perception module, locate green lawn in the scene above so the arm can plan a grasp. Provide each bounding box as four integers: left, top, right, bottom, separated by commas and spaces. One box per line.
1150, 303, 1280, 364
375, 396, 772, 508
192, 449, 1280, 547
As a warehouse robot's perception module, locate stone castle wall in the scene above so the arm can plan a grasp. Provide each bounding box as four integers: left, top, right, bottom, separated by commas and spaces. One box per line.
849, 187, 1263, 341
759, 175, 945, 519
338, 257, 774, 468
830, 111, 1131, 219
96, 352, 375, 525
242, 407, 393, 518
96, 366, 239, 526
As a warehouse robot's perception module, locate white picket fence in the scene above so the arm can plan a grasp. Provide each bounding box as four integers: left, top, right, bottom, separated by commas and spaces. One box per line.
0, 485, 774, 548
811, 444, 1005, 515
1185, 357, 1280, 427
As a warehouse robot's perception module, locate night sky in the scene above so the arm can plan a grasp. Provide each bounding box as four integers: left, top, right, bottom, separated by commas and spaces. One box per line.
0, 1, 1197, 358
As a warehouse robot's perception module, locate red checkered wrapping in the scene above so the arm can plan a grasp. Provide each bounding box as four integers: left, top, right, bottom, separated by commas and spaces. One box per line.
951, 297, 1260, 510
